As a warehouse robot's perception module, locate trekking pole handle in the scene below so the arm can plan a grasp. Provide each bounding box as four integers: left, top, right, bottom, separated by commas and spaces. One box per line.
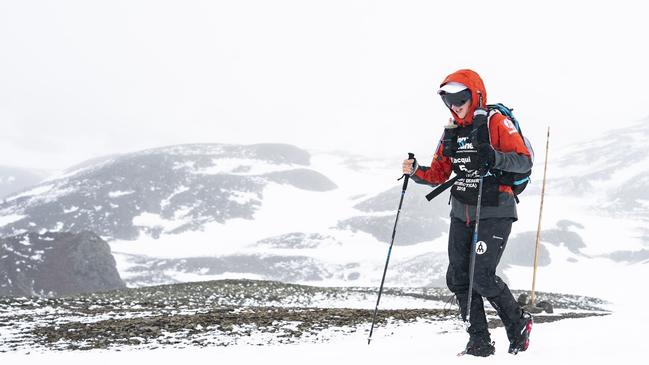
399, 152, 416, 190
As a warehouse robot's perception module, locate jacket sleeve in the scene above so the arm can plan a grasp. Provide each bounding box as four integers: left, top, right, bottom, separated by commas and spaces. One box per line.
411, 133, 453, 187
489, 114, 533, 174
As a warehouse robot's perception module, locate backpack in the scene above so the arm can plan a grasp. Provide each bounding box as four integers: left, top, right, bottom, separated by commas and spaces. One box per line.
486, 103, 534, 197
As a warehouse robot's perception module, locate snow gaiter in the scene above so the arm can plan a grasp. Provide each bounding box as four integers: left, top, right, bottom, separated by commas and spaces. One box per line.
487, 284, 523, 342
456, 291, 490, 339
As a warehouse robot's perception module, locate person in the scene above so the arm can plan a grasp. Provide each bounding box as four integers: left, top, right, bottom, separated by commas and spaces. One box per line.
402, 69, 533, 357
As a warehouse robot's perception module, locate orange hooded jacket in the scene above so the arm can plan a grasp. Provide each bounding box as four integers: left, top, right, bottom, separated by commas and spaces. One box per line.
413, 69, 531, 194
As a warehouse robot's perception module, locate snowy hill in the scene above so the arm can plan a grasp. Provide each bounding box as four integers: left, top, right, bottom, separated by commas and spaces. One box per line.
0, 166, 46, 199
549, 117, 649, 212
0, 143, 336, 240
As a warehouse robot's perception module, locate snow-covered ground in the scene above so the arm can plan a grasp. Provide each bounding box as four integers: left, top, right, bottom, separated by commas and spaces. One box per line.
1, 296, 643, 363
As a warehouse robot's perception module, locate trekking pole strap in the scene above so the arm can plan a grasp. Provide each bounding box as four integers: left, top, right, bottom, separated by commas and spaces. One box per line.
425, 175, 460, 201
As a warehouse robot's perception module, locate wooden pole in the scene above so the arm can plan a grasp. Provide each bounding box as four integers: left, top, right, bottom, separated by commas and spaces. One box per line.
531, 126, 550, 306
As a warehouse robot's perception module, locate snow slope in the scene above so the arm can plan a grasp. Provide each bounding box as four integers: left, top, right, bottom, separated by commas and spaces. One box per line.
106, 148, 454, 288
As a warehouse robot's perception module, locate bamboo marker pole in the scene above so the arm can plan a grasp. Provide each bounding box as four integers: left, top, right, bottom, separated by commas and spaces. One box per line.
531, 126, 550, 307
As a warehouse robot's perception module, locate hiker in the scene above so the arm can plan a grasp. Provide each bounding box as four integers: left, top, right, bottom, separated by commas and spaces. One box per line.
402, 69, 533, 356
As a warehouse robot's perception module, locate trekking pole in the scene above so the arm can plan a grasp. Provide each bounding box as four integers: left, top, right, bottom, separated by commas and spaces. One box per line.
465, 171, 485, 324
531, 127, 550, 306
368, 152, 414, 345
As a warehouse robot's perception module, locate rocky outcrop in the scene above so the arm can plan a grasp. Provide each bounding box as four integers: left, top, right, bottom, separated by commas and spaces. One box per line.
0, 231, 125, 297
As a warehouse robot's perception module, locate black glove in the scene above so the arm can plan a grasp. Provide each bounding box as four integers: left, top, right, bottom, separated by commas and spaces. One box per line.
471, 108, 494, 173
477, 143, 496, 171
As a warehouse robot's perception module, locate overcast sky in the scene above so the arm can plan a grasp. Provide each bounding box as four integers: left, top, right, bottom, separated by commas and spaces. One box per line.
1, 0, 648, 170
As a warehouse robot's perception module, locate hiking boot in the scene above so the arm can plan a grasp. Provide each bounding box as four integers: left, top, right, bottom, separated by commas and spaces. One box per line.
463, 336, 495, 357
508, 311, 533, 354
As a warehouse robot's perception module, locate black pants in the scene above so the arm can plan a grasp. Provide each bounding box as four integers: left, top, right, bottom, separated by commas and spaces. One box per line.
446, 217, 522, 341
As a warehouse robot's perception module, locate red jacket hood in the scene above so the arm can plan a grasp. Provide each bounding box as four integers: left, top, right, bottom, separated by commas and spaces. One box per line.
439, 69, 487, 126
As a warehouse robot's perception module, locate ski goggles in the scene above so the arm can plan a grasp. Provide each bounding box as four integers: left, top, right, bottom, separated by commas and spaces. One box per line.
439, 89, 472, 108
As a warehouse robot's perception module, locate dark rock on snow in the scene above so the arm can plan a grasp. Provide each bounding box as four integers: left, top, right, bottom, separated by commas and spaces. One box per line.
0, 231, 125, 297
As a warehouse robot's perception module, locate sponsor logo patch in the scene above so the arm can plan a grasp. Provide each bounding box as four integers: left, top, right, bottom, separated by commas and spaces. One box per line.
503, 119, 519, 135
476, 241, 487, 255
